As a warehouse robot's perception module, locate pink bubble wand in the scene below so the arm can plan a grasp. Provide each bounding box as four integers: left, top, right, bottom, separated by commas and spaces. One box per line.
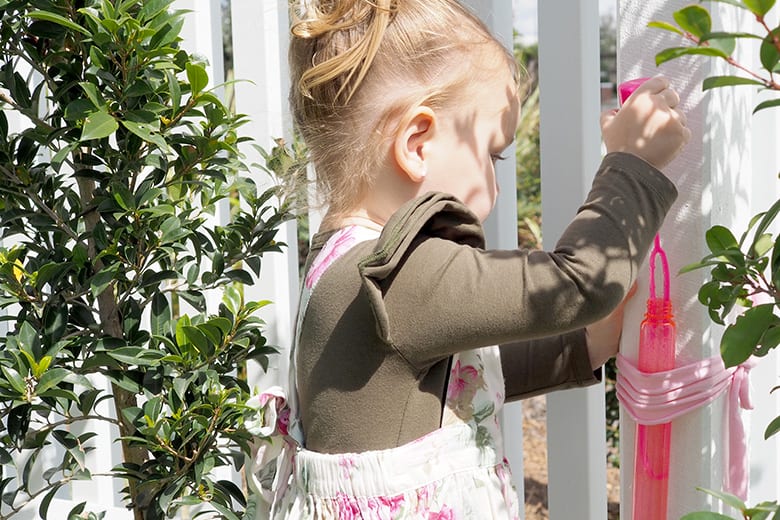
620, 78, 676, 520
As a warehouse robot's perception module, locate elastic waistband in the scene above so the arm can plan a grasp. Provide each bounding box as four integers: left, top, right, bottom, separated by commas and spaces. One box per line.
293, 423, 501, 498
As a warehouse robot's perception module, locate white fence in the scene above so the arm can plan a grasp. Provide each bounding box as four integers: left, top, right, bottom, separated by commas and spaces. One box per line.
4, 1, 780, 519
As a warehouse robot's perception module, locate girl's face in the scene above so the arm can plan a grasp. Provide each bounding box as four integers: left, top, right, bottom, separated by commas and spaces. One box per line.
420, 67, 520, 222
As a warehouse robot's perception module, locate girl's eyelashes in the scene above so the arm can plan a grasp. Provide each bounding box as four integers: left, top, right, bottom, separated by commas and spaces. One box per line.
490, 153, 508, 163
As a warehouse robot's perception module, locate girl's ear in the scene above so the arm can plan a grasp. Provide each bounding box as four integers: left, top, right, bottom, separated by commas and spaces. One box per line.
393, 106, 436, 183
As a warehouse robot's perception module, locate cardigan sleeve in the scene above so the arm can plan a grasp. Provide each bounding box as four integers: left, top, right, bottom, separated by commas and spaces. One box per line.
359, 152, 677, 371
499, 331, 601, 401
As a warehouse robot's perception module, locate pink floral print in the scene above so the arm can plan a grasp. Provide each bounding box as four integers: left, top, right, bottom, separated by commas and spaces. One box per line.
446, 360, 486, 421
245, 386, 289, 438
428, 506, 455, 520
305, 226, 361, 289
331, 492, 406, 518
338, 454, 357, 479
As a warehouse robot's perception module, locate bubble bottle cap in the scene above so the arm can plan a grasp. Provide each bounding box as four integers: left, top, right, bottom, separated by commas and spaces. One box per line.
618, 77, 652, 105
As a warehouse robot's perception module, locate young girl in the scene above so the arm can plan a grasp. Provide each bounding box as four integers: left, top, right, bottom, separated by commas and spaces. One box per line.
255, 0, 690, 517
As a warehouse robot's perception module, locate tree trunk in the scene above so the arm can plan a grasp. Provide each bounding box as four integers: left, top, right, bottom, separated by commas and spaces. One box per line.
77, 172, 146, 520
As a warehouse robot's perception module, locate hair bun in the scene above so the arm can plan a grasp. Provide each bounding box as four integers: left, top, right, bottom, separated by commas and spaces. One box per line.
291, 1, 390, 39
290, 0, 397, 101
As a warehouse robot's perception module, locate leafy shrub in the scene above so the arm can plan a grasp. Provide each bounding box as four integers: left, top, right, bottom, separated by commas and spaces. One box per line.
0, 1, 303, 518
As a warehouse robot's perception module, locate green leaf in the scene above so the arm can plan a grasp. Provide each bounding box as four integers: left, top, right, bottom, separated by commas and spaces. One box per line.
89, 44, 109, 68
7, 404, 31, 446
707, 36, 736, 56
742, 0, 775, 16
1, 365, 27, 395
223, 286, 242, 316
186, 62, 208, 96
166, 70, 181, 114
175, 314, 191, 345
760, 28, 780, 73
679, 259, 720, 273
136, 187, 163, 207
106, 347, 164, 366
754, 199, 780, 246
81, 110, 119, 141
66, 502, 87, 519
182, 325, 212, 356
120, 120, 169, 151
17, 321, 38, 352
139, 205, 176, 217
696, 487, 748, 512
51, 141, 79, 172
706, 225, 740, 253
36, 367, 71, 395
138, 0, 174, 22
656, 46, 730, 66
701, 31, 763, 41
752, 232, 774, 256
90, 263, 120, 299
0, 446, 11, 465
215, 480, 246, 507
680, 513, 735, 519
79, 388, 103, 415
112, 182, 135, 211
721, 304, 775, 367
27, 10, 91, 36
759, 325, 780, 355
702, 75, 765, 91
744, 503, 780, 519
648, 20, 684, 36
64, 99, 96, 121
754, 97, 780, 113
209, 317, 233, 336
140, 269, 178, 288
673, 5, 711, 38
159, 478, 185, 514
78, 82, 104, 108
225, 269, 253, 285
765, 414, 780, 439
159, 216, 189, 243
151, 292, 171, 337
702, 0, 747, 8
33, 356, 52, 378
208, 500, 241, 520
172, 377, 191, 403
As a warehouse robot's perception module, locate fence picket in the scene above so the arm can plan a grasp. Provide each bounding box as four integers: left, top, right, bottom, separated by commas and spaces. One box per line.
537, 1, 608, 518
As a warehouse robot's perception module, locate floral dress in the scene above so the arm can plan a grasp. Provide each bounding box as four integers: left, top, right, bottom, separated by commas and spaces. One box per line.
248, 225, 521, 520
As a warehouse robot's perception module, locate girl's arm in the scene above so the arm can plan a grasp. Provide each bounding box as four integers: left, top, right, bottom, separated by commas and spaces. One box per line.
500, 331, 598, 401
500, 282, 636, 400
359, 152, 677, 371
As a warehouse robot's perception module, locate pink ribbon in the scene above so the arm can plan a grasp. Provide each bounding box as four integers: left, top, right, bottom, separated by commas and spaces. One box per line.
616, 353, 756, 500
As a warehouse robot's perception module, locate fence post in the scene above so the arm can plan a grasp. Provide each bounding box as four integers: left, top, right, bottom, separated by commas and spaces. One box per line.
616, 0, 780, 516
229, 1, 299, 390
747, 4, 780, 507
537, 1, 608, 518
461, 1, 524, 508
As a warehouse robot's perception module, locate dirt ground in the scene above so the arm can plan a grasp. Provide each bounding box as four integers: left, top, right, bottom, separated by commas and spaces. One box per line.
522, 396, 621, 520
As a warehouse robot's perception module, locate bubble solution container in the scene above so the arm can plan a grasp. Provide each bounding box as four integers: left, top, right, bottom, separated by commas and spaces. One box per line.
633, 236, 675, 520
618, 78, 676, 520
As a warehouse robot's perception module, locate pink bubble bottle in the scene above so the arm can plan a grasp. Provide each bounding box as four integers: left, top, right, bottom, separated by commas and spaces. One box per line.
634, 235, 675, 520
618, 77, 676, 520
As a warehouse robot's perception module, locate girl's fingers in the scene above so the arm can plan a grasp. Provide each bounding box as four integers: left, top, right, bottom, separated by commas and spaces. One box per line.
660, 88, 680, 109
635, 75, 670, 96
673, 107, 687, 127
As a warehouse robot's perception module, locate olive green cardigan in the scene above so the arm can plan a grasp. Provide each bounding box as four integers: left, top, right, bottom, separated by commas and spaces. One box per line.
295, 152, 678, 454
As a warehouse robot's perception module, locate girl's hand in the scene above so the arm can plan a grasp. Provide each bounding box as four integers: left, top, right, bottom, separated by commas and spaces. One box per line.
601, 76, 691, 170
585, 282, 638, 369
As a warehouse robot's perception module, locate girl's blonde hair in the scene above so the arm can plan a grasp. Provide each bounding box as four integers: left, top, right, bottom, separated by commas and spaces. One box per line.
289, 0, 517, 224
